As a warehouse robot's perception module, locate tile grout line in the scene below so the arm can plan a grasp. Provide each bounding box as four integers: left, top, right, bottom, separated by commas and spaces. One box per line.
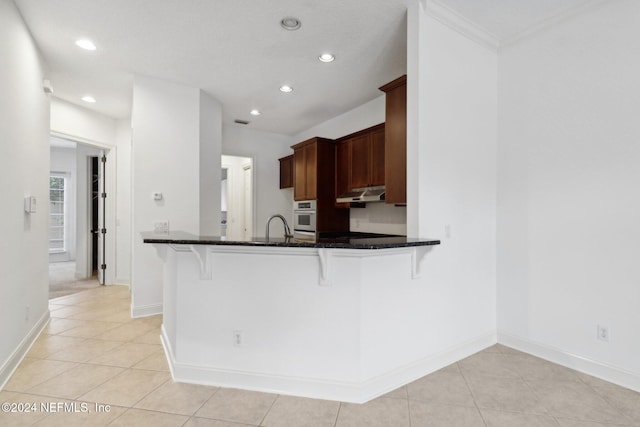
332, 401, 343, 427
457, 361, 489, 427
257, 393, 281, 426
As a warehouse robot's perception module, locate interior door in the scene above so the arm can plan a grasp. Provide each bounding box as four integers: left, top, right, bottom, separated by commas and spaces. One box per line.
90, 157, 99, 277
97, 151, 106, 285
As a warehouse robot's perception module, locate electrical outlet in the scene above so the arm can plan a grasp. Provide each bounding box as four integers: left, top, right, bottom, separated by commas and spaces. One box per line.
25, 305, 30, 322
233, 330, 243, 347
597, 325, 609, 342
153, 220, 170, 235
445, 224, 451, 238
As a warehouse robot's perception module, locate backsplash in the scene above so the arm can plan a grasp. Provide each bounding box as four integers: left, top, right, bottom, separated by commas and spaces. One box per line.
350, 203, 407, 236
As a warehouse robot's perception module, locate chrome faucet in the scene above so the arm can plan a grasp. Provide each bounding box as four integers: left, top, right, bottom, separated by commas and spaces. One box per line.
265, 214, 293, 240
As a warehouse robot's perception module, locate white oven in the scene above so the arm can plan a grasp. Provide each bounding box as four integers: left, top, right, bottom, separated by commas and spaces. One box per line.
293, 200, 316, 238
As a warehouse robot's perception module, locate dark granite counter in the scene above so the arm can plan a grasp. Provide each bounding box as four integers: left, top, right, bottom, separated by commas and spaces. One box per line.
142, 231, 440, 250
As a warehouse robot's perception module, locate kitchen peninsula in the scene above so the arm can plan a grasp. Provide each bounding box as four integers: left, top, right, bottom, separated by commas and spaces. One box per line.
144, 231, 440, 403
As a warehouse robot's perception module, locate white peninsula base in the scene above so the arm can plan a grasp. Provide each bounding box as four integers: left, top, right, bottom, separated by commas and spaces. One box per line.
152, 242, 476, 403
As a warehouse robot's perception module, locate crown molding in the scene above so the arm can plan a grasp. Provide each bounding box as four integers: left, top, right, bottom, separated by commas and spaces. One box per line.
423, 0, 500, 51
500, 0, 607, 49
423, 0, 608, 52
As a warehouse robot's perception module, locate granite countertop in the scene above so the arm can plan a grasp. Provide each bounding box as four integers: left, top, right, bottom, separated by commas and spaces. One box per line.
142, 231, 440, 250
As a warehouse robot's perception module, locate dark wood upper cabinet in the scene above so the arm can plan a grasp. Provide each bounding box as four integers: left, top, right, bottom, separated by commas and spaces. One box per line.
369, 126, 385, 187
278, 155, 293, 189
293, 148, 307, 199
292, 137, 336, 202
349, 134, 370, 189
379, 75, 407, 205
335, 141, 350, 209
293, 143, 318, 201
336, 123, 385, 196
303, 144, 317, 200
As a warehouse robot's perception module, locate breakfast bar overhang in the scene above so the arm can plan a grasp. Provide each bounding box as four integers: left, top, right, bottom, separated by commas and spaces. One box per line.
144, 232, 440, 403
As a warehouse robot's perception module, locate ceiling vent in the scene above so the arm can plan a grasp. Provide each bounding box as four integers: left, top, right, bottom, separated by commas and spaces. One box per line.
234, 119, 250, 125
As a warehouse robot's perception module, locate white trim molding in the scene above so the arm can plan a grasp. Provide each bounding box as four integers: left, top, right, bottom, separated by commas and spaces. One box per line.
500, 0, 608, 49
425, 0, 499, 50
131, 303, 162, 318
0, 310, 50, 389
162, 328, 496, 403
498, 332, 640, 393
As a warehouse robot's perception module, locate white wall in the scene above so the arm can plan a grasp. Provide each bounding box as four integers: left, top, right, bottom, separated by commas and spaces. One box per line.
199, 94, 223, 236
222, 126, 294, 236
497, 0, 640, 389
406, 0, 498, 356
293, 96, 386, 141
50, 145, 77, 262
115, 119, 132, 284
131, 75, 222, 316
0, 0, 51, 388
51, 98, 116, 146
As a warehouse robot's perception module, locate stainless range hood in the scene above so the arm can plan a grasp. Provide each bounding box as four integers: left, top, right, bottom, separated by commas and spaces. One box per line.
336, 186, 385, 203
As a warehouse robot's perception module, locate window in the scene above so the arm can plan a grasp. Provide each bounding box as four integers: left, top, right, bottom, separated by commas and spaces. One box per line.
49, 175, 66, 252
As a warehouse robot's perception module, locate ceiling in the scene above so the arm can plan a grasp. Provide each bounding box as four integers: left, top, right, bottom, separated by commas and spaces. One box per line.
14, 0, 596, 136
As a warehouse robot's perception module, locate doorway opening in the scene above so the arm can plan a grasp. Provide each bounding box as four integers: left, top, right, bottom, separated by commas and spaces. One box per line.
221, 155, 254, 240
48, 136, 108, 299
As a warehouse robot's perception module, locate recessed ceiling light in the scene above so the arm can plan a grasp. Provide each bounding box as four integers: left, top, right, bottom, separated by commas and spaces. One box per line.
81, 95, 96, 103
75, 39, 96, 51
280, 17, 301, 31
279, 85, 293, 93
319, 53, 335, 63
250, 109, 261, 116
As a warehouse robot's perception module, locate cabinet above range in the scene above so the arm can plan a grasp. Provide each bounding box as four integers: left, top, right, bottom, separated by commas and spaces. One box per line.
335, 123, 385, 207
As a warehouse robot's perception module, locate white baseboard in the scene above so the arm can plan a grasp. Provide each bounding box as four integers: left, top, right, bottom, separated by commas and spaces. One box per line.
131, 303, 162, 318
0, 310, 50, 390
498, 332, 640, 392
113, 279, 131, 287
161, 329, 496, 403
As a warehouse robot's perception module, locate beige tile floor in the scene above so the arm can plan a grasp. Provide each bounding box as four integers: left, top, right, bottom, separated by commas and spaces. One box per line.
49, 261, 100, 299
2, 285, 639, 426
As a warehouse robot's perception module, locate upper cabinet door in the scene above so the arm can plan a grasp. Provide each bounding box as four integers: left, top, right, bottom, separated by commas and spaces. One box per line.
293, 148, 306, 200
343, 124, 385, 189
335, 141, 350, 208
304, 144, 317, 201
370, 127, 385, 187
279, 155, 294, 189
348, 134, 370, 189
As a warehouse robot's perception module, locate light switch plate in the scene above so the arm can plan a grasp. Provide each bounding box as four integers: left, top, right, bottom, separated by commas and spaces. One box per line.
24, 196, 37, 213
